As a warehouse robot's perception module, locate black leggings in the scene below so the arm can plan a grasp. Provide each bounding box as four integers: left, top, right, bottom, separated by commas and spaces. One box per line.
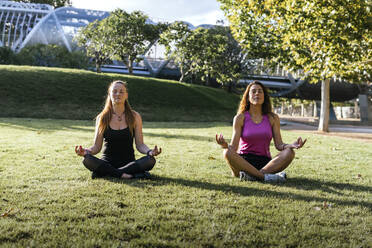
82, 154, 156, 178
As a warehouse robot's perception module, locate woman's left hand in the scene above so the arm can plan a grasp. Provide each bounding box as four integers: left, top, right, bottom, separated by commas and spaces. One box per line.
148, 145, 162, 156
290, 137, 307, 149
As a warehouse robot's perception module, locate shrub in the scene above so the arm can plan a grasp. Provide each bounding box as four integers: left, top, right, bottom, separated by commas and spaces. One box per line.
0, 47, 19, 65
17, 44, 91, 69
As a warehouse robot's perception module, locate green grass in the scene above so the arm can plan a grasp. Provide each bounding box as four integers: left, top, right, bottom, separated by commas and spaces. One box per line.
0, 118, 371, 247
0, 65, 240, 121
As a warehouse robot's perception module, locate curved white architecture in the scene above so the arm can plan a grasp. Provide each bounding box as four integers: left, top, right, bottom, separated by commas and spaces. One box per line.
0, 1, 108, 52
0, 1, 209, 76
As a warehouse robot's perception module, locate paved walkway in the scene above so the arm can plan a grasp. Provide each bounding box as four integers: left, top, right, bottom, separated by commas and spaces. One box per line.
279, 116, 372, 142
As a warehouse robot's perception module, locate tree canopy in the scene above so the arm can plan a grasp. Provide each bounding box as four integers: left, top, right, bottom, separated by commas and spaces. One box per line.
103, 9, 167, 74
74, 20, 110, 73
160, 22, 244, 89
219, 0, 371, 130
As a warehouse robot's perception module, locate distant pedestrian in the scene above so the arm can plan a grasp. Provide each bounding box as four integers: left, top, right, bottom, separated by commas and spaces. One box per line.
216, 81, 306, 182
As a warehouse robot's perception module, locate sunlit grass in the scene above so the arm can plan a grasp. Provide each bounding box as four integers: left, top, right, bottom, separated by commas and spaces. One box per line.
0, 118, 371, 247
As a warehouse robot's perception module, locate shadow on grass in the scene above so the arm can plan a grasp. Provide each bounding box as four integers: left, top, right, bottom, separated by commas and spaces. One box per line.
105, 175, 372, 210
0, 118, 229, 133
0, 118, 94, 132
143, 131, 215, 142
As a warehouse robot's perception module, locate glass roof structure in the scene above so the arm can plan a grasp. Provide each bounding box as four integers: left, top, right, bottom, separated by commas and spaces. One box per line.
0, 0, 206, 77
0, 1, 108, 52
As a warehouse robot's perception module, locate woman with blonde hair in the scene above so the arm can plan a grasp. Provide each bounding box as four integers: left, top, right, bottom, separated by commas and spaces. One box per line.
216, 81, 306, 182
75, 80, 161, 179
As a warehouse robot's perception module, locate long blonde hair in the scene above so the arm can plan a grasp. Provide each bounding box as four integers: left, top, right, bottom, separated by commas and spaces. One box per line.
96, 80, 135, 135
237, 81, 272, 115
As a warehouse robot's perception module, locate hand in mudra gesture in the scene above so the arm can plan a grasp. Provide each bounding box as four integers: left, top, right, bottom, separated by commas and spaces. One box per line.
215, 134, 228, 149
74, 145, 89, 156
148, 145, 162, 156
289, 137, 307, 149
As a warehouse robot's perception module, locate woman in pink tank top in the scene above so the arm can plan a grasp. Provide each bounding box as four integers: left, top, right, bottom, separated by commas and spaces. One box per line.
216, 81, 307, 182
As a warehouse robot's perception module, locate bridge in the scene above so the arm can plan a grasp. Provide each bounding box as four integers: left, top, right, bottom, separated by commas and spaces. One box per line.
239, 72, 371, 122
1, 0, 370, 118
239, 74, 364, 102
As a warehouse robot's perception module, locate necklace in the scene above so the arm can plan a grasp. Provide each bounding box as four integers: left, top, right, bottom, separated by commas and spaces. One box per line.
251, 115, 262, 124
113, 112, 124, 121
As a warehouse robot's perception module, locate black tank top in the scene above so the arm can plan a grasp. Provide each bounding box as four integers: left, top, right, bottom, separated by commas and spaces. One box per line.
101, 126, 135, 168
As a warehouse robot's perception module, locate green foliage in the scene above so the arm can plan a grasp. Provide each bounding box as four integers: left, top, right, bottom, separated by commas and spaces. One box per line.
102, 9, 167, 74
220, 0, 371, 131
159, 21, 193, 82
0, 47, 19, 65
0, 118, 371, 247
11, 0, 71, 8
0, 65, 240, 121
74, 20, 111, 73
219, 0, 371, 83
220, 1, 281, 62
207, 26, 244, 90
160, 23, 244, 89
17, 44, 90, 69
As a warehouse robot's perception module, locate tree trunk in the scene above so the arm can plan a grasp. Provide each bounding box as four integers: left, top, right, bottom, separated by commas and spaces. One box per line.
281, 102, 284, 115
179, 66, 184, 82
318, 78, 330, 132
205, 74, 210, 86
128, 59, 133, 75
96, 62, 101, 73
301, 103, 304, 116
227, 81, 233, 93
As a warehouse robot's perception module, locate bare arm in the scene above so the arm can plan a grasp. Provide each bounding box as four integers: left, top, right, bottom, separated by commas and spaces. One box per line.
270, 113, 307, 151
230, 114, 244, 152
75, 118, 103, 156
216, 113, 244, 151
133, 112, 161, 156
270, 113, 285, 151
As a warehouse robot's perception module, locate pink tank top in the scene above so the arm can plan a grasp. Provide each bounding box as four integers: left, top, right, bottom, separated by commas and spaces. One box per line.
238, 112, 273, 158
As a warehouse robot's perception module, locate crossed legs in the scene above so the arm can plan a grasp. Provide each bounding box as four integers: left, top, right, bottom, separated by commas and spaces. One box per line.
223, 146, 295, 180
82, 154, 156, 178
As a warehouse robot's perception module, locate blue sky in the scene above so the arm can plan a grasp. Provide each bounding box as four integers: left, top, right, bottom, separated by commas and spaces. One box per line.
71, 0, 227, 26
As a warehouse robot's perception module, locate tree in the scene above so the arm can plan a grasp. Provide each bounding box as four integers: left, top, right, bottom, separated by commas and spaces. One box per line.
75, 20, 110, 73
104, 9, 166, 75
186, 27, 229, 86
159, 21, 193, 82
160, 23, 244, 89
208, 26, 244, 91
12, 0, 71, 8
219, 0, 371, 131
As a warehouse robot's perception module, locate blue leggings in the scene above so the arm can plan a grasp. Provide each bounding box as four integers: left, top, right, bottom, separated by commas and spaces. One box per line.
82, 154, 156, 178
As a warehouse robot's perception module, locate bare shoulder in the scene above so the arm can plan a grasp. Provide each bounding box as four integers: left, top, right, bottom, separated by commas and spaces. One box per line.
133, 110, 141, 118
133, 111, 142, 123
233, 113, 245, 125
268, 112, 280, 126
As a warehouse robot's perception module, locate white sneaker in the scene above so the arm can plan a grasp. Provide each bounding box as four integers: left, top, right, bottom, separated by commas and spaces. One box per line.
264, 173, 286, 182
276, 171, 287, 179
239, 171, 257, 181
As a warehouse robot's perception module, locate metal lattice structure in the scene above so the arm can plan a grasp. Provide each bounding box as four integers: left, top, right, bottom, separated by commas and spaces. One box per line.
0, 1, 109, 52
0, 1, 52, 51
0, 1, 212, 78
1, 1, 363, 102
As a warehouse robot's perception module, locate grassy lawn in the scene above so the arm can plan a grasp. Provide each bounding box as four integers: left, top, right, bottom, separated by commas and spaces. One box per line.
0, 118, 371, 247
0, 65, 239, 122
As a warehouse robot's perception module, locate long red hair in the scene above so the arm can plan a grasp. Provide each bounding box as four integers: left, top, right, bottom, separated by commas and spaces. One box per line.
96, 80, 135, 135
237, 81, 272, 115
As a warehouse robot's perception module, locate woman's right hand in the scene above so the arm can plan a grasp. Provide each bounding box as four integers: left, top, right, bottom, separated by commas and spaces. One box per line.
216, 134, 228, 149
75, 145, 89, 156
